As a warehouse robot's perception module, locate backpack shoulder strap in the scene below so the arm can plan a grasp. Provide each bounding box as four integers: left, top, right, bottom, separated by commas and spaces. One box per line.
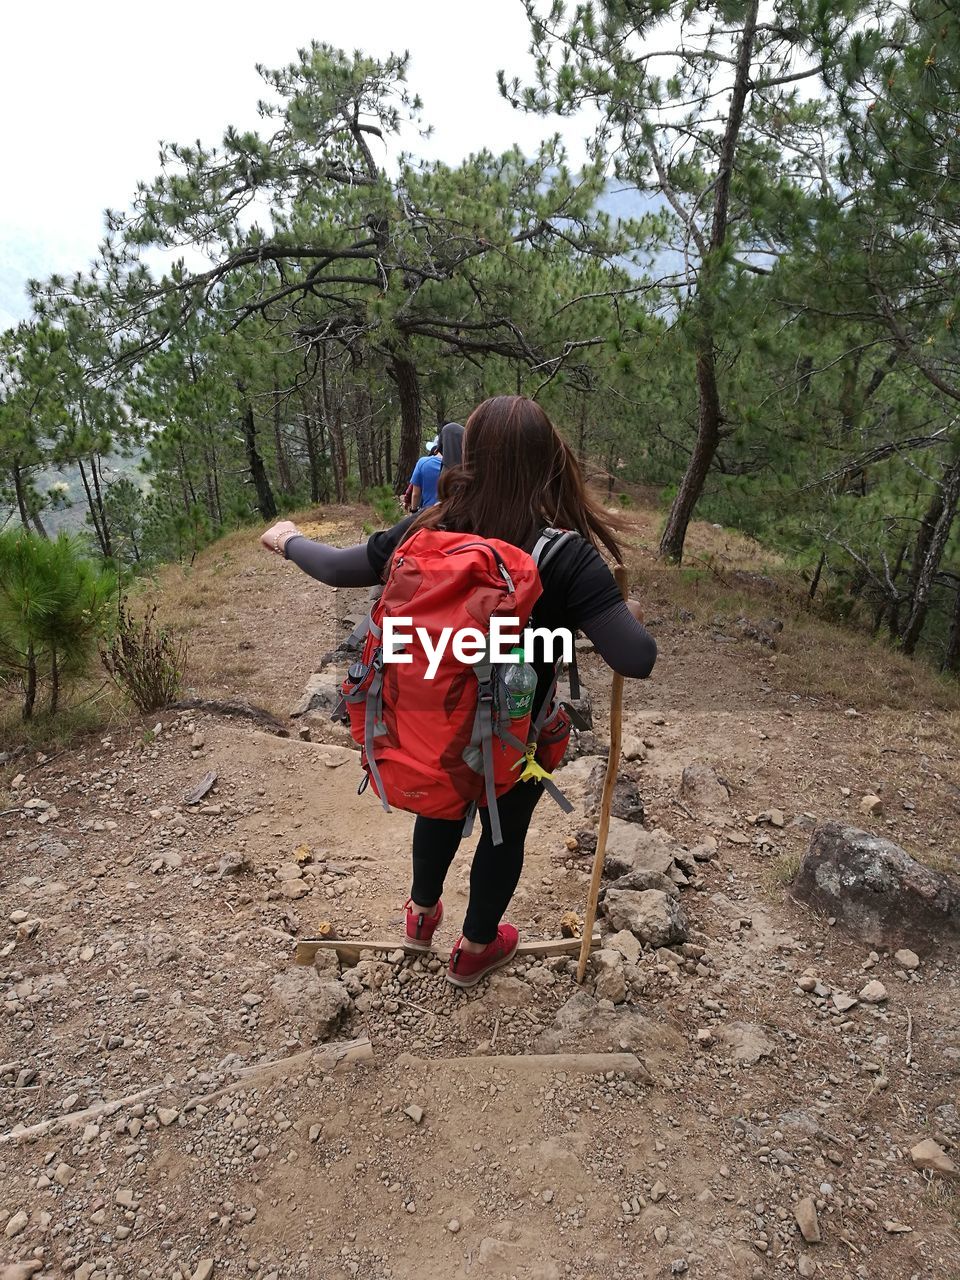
530, 527, 577, 574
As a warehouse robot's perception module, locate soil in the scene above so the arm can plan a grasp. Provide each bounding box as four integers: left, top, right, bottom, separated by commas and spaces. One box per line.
1, 507, 959, 1280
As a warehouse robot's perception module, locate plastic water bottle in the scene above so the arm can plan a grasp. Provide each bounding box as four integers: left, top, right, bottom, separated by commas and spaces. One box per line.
503, 648, 537, 719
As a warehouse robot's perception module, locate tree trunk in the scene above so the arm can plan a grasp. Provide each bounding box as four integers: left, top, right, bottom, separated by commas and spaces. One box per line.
657, 0, 759, 564
900, 452, 960, 655
240, 400, 278, 520
11, 460, 32, 531
303, 410, 322, 504
319, 358, 348, 503
355, 386, 374, 493
90, 454, 113, 557
387, 354, 423, 496
942, 584, 960, 674
809, 550, 826, 600
577, 398, 588, 465
77, 458, 109, 557
50, 647, 59, 716
272, 371, 293, 495
873, 542, 907, 634
659, 345, 723, 561
23, 642, 37, 721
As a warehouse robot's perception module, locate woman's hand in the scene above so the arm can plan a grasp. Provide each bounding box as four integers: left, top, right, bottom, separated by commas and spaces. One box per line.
625, 598, 645, 625
260, 520, 302, 556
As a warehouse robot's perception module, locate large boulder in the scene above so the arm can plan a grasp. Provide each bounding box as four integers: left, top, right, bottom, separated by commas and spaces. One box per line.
794, 823, 960, 952
290, 672, 342, 718
604, 820, 677, 878
602, 867, 680, 899
587, 763, 645, 824
268, 968, 351, 1038
601, 888, 689, 947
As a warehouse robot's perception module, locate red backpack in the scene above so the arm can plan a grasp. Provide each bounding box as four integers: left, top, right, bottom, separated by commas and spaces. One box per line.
336, 527, 574, 844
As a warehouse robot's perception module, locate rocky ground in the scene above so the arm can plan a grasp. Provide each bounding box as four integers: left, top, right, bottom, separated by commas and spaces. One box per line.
1, 508, 959, 1280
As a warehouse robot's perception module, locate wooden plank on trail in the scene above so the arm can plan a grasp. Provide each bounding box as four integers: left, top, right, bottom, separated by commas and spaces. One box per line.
294, 933, 601, 966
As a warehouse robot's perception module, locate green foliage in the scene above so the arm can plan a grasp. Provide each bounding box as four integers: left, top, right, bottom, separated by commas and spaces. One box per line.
0, 530, 115, 720
365, 485, 403, 527
1, 12, 959, 674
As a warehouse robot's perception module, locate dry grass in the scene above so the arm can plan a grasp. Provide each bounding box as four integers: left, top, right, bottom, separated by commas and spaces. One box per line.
763, 850, 802, 892
0, 681, 130, 759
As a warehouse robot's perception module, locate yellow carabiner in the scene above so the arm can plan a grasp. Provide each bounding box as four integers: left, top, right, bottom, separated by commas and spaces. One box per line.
511, 742, 554, 784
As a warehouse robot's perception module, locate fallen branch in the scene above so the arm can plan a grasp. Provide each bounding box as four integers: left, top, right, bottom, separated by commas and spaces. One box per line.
184, 1037, 374, 1108
171, 697, 290, 737
0, 1039, 373, 1144
397, 1050, 650, 1079
0, 1085, 164, 1145
906, 1007, 913, 1066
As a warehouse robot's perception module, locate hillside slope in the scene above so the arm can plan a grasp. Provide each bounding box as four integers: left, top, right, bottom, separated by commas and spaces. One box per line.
1, 503, 958, 1280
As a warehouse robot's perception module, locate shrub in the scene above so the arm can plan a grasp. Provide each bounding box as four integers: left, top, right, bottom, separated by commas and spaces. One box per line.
0, 530, 115, 720
101, 598, 186, 713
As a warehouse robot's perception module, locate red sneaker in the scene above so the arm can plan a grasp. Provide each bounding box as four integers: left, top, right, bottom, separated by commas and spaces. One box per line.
447, 923, 519, 989
405, 899, 443, 951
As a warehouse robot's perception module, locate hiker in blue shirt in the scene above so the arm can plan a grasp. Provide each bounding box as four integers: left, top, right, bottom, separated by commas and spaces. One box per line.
408, 437, 443, 511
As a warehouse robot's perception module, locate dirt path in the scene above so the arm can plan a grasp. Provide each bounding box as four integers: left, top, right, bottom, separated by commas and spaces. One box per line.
2, 510, 959, 1280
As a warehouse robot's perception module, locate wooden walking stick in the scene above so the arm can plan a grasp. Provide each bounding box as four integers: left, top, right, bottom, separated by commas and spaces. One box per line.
576, 564, 629, 984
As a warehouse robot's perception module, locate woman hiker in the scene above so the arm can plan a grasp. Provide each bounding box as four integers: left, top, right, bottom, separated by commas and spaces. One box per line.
260, 395, 657, 987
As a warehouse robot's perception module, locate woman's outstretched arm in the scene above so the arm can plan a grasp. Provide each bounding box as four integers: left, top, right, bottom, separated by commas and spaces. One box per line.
580, 600, 658, 679
260, 520, 380, 588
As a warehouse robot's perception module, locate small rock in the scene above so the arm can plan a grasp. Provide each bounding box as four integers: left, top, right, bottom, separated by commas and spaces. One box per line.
191, 1262, 215, 1280
910, 1138, 958, 1177
447, 1218, 461, 1234
157, 1107, 179, 1126
403, 1104, 424, 1125
4, 1209, 28, 1237
542, 1188, 554, 1203
3, 1261, 44, 1280
53, 1161, 75, 1186
797, 975, 817, 993
831, 992, 858, 1013
858, 980, 888, 1004
859, 793, 883, 817
679, 763, 730, 816
797, 1254, 817, 1277
882, 1220, 912, 1234
308, 1124, 322, 1143
758, 809, 785, 828
654, 1225, 669, 1245
713, 1022, 775, 1066
650, 1180, 668, 1203
794, 1196, 820, 1243
690, 836, 719, 862
115, 1189, 137, 1209
895, 948, 920, 970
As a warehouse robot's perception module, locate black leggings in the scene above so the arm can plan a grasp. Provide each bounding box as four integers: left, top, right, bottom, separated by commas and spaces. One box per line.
411, 781, 544, 945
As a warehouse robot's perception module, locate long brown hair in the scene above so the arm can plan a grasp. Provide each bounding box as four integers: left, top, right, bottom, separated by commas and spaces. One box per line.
406, 396, 625, 562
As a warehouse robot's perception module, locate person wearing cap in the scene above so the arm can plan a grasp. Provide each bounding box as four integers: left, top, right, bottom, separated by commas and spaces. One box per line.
407, 436, 443, 511
439, 421, 464, 471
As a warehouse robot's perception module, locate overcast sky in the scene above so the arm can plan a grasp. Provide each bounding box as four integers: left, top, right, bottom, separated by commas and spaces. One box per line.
1, 0, 595, 328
